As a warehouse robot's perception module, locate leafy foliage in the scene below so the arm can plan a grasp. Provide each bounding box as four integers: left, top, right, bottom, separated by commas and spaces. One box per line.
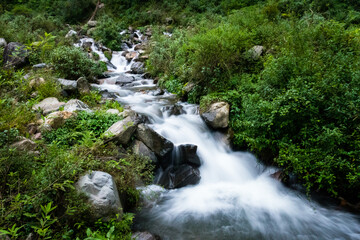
50, 46, 104, 80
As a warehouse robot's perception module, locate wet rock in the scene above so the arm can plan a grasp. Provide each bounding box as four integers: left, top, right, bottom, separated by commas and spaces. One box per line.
33, 63, 47, 69
200, 102, 230, 129
0, 38, 7, 48
136, 124, 174, 162
77, 77, 91, 94
76, 171, 122, 220
176, 144, 201, 167
64, 99, 91, 112
106, 109, 120, 115
100, 90, 118, 99
57, 78, 77, 91
162, 104, 185, 116
3, 42, 28, 68
132, 231, 159, 240
157, 164, 200, 189
65, 30, 77, 38
10, 139, 37, 151
152, 89, 164, 96
125, 51, 137, 61
131, 62, 145, 74
41, 111, 76, 131
134, 43, 148, 51
87, 20, 97, 27
29, 77, 45, 88
270, 170, 284, 182
104, 116, 138, 145
33, 97, 65, 115
132, 140, 158, 165
116, 74, 135, 86
249, 45, 264, 60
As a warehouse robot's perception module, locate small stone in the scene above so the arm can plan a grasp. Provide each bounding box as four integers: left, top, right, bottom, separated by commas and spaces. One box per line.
0, 38, 7, 48
87, 21, 97, 27
29, 77, 45, 88
106, 109, 120, 115
33, 63, 47, 69
65, 30, 77, 38
57, 78, 77, 91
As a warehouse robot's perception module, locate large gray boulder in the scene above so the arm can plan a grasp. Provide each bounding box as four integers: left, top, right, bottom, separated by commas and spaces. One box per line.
200, 102, 230, 129
136, 124, 174, 163
64, 99, 91, 112
3, 42, 28, 68
76, 171, 122, 220
131, 62, 145, 74
10, 139, 37, 152
132, 140, 158, 165
104, 116, 138, 145
32, 97, 65, 115
116, 74, 135, 86
77, 77, 91, 94
57, 78, 77, 91
0, 38, 7, 48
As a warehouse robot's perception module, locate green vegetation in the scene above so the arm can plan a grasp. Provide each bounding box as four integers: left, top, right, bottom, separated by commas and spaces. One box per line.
147, 1, 360, 201
1, 0, 360, 238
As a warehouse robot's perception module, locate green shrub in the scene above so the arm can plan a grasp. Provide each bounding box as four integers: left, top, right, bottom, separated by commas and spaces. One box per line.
92, 15, 124, 50
50, 46, 104, 80
43, 111, 121, 147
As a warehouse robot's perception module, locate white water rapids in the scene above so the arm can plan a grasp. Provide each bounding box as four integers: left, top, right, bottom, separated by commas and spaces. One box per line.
84, 32, 360, 239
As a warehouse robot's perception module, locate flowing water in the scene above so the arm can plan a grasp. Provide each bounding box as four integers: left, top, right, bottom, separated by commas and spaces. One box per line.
82, 33, 360, 240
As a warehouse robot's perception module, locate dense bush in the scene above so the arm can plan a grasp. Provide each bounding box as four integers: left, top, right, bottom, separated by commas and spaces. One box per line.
43, 111, 121, 147
50, 46, 104, 80
91, 15, 124, 50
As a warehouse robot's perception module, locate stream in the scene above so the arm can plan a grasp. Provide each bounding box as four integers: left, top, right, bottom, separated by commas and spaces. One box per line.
81, 31, 360, 240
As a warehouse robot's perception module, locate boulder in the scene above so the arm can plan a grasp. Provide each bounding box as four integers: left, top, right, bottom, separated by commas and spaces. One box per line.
3, 42, 28, 68
76, 171, 122, 220
41, 111, 76, 131
29, 77, 45, 88
200, 102, 230, 129
132, 140, 158, 164
0, 38, 7, 48
106, 109, 120, 115
125, 51, 137, 61
136, 124, 174, 163
131, 62, 145, 74
135, 43, 147, 51
87, 21, 97, 27
157, 164, 200, 189
100, 90, 118, 99
64, 99, 91, 112
162, 104, 185, 116
77, 77, 91, 94
10, 139, 37, 152
65, 30, 77, 38
104, 116, 138, 145
176, 144, 201, 167
33, 97, 65, 115
57, 78, 77, 91
249, 45, 264, 60
116, 74, 135, 86
132, 232, 159, 240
